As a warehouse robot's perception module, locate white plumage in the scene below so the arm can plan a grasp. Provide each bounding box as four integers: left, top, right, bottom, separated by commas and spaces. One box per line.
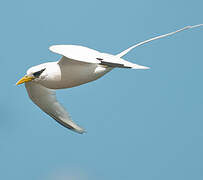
16, 24, 203, 134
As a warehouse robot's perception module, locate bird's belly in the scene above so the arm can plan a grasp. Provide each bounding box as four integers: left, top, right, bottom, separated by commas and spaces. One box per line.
42, 64, 112, 89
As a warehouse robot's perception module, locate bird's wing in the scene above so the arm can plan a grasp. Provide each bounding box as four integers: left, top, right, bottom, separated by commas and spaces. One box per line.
50, 45, 149, 69
98, 53, 149, 69
116, 24, 203, 58
49, 45, 101, 64
25, 81, 85, 134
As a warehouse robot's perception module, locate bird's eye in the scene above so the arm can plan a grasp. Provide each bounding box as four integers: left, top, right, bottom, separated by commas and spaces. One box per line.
33, 68, 46, 78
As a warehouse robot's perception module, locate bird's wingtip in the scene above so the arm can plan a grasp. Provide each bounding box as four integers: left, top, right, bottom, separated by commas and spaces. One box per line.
49, 45, 57, 52
132, 65, 150, 70
75, 128, 87, 134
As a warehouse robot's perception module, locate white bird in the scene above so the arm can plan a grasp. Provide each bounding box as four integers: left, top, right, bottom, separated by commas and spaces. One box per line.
16, 24, 203, 134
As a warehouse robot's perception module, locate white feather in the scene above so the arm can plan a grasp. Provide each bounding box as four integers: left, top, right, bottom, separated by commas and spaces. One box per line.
25, 81, 85, 134
117, 24, 203, 58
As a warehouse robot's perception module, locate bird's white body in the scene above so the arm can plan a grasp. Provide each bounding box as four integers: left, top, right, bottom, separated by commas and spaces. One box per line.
36, 61, 112, 89
16, 24, 203, 134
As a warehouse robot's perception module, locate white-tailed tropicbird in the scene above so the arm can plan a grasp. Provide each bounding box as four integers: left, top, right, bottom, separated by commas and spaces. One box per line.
16, 24, 203, 134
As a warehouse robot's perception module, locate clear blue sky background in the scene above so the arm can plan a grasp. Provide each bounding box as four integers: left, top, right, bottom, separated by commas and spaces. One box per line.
0, 0, 203, 180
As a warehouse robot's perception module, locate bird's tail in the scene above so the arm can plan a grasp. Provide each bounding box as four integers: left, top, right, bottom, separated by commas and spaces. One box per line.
116, 24, 203, 58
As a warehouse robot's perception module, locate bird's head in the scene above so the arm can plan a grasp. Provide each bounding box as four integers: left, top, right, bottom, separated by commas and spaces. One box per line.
16, 64, 47, 85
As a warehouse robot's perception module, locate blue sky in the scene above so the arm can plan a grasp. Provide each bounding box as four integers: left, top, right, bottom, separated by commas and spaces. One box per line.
0, 0, 203, 179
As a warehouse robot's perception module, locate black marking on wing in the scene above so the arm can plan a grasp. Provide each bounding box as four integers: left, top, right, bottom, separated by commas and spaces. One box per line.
100, 61, 131, 68
96, 57, 131, 68
96, 58, 103, 61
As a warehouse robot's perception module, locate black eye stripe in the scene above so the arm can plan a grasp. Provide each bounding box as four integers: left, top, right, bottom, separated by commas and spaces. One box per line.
33, 68, 46, 78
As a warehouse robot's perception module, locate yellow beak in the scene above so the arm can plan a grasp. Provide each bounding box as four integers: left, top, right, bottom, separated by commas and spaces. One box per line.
16, 75, 34, 85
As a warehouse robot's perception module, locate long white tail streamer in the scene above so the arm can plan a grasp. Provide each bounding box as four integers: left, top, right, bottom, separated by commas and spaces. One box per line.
117, 24, 203, 58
